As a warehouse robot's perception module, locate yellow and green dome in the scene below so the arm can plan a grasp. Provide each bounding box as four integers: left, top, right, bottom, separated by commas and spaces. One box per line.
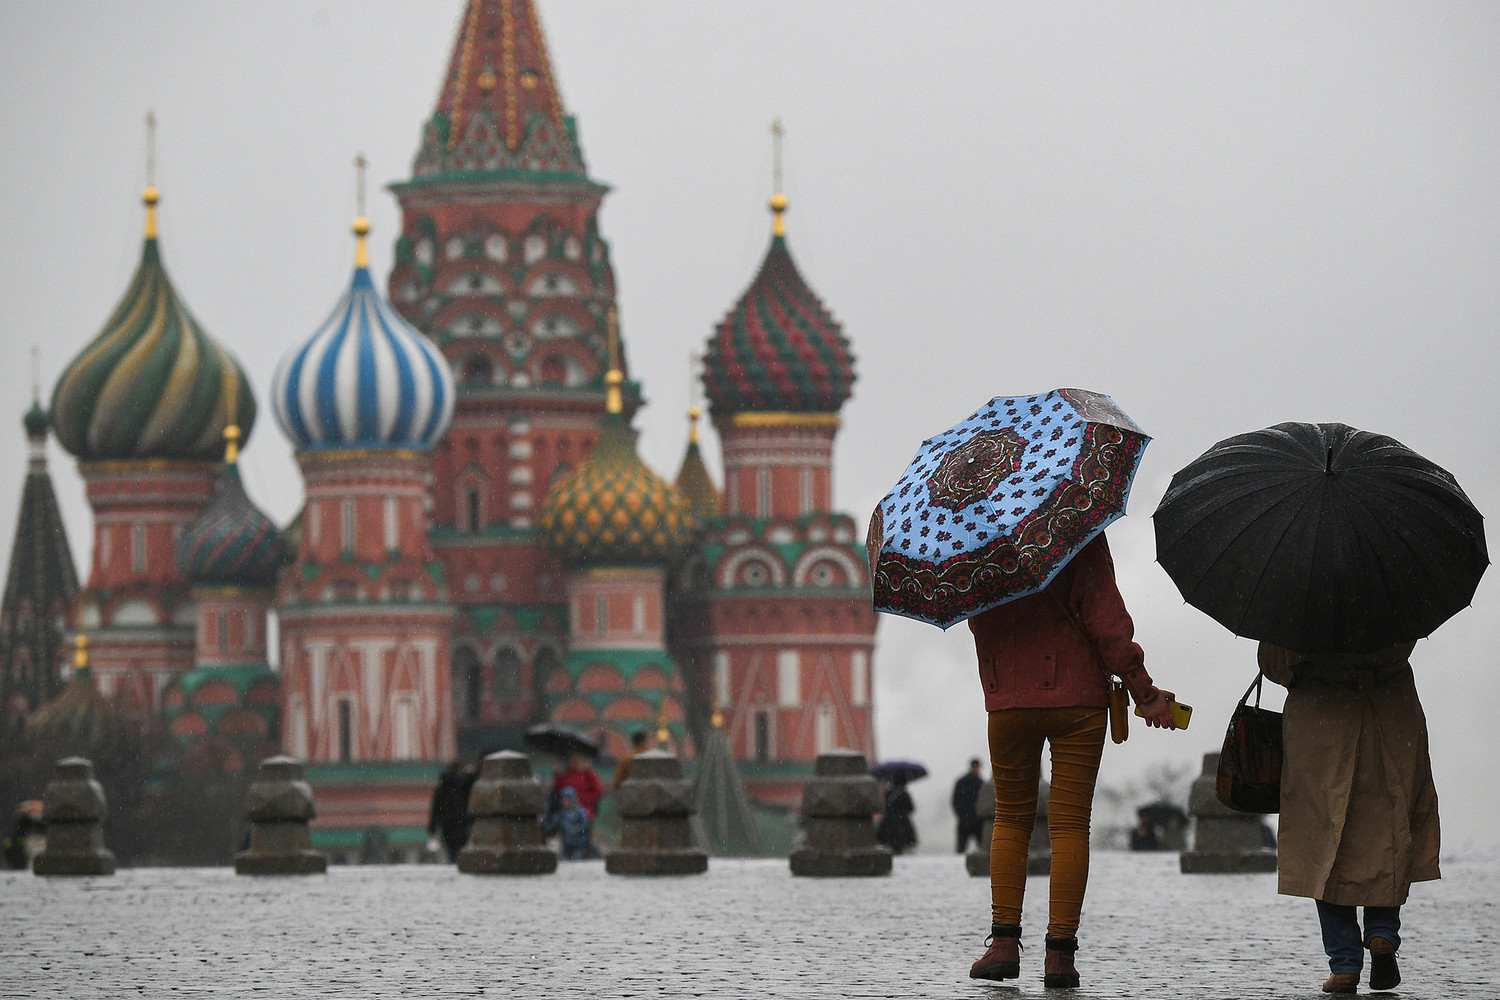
51, 191, 255, 462
540, 416, 695, 568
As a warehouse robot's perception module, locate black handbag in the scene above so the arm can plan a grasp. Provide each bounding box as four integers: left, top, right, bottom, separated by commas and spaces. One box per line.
1215, 671, 1283, 814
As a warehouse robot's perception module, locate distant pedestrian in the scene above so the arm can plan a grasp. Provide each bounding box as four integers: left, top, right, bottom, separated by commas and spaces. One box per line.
545, 787, 592, 860
426, 760, 476, 862
552, 752, 605, 819
1260, 642, 1439, 994
876, 774, 917, 855
612, 730, 650, 790
952, 758, 985, 854
2, 801, 44, 870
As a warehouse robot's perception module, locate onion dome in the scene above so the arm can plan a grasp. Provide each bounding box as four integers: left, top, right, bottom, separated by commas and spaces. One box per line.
272, 216, 453, 451
674, 405, 721, 525
23, 400, 49, 439
702, 191, 856, 416
541, 368, 695, 568
51, 187, 257, 462
27, 638, 125, 751
176, 428, 293, 588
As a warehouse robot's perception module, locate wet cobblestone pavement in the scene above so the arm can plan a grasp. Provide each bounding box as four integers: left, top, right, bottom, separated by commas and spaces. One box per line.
3, 850, 1496, 998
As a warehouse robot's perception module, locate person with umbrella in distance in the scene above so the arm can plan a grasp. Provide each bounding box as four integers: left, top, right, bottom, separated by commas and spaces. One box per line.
1156, 422, 1486, 995
869, 388, 1185, 988
871, 761, 926, 855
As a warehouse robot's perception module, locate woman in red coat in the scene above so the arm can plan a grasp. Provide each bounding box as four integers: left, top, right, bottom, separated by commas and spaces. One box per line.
968, 534, 1178, 987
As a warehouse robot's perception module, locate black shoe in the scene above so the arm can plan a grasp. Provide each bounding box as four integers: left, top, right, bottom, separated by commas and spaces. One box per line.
1369, 937, 1400, 991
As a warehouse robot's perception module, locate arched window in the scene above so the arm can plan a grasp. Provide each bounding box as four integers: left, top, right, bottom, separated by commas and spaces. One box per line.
452, 647, 482, 722
493, 648, 523, 700
465, 487, 482, 533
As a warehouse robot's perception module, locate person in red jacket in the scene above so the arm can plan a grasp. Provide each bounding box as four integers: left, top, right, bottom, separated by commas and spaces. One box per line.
552, 752, 605, 819
968, 534, 1178, 988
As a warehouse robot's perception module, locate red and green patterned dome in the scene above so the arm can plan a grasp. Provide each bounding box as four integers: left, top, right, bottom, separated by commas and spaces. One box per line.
540, 414, 695, 569
702, 211, 855, 416
51, 191, 256, 462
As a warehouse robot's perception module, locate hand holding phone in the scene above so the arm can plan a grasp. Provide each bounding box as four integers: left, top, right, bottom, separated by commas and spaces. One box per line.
1134, 698, 1193, 730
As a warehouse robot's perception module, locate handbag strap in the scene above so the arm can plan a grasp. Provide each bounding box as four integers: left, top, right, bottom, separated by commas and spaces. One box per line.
1044, 588, 1116, 688
1240, 670, 1265, 709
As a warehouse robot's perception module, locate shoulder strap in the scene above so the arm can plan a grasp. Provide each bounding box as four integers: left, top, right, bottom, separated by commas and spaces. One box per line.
1044, 587, 1113, 683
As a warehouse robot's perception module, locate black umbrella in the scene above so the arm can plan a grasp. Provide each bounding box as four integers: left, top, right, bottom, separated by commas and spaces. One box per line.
870, 760, 928, 784
1153, 422, 1487, 654
523, 724, 601, 760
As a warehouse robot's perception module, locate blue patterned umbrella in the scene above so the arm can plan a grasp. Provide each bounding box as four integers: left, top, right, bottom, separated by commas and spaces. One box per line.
868, 388, 1150, 628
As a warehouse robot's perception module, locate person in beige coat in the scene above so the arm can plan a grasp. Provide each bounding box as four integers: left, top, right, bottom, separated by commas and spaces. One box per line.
1259, 641, 1440, 994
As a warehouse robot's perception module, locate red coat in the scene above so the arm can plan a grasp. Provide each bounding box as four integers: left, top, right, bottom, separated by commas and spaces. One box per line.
553, 767, 605, 818
968, 534, 1158, 712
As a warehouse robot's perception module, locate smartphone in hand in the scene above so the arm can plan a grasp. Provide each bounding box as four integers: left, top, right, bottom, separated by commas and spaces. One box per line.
1134, 699, 1193, 730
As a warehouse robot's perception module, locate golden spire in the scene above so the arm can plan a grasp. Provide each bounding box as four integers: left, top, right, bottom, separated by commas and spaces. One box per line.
605, 306, 623, 415
224, 424, 241, 465
353, 152, 370, 269
655, 699, 671, 746
687, 351, 703, 445
710, 700, 724, 729
769, 118, 787, 238
74, 633, 89, 672
143, 110, 160, 239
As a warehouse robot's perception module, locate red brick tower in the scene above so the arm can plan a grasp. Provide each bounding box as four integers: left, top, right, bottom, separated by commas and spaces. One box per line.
676, 143, 879, 807
49, 181, 257, 721
387, 0, 628, 756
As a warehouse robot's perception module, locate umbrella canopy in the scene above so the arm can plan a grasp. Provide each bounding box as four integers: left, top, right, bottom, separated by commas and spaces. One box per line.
1154, 422, 1488, 654
523, 723, 601, 760
870, 760, 929, 784
869, 388, 1150, 628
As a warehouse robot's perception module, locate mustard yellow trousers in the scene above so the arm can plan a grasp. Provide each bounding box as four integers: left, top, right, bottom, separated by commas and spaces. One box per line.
988, 706, 1107, 938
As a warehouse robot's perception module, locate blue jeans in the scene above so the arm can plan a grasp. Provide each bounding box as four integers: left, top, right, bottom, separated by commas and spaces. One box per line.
1315, 899, 1401, 974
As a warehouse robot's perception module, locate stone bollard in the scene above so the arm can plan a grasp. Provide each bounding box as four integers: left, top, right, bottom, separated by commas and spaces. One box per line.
235, 756, 327, 875
966, 778, 1050, 877
1180, 752, 1278, 874
790, 749, 891, 877
33, 757, 115, 876
606, 749, 707, 875
458, 750, 556, 875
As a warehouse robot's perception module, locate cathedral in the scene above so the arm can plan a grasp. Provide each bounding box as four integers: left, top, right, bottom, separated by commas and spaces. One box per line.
1, 0, 878, 855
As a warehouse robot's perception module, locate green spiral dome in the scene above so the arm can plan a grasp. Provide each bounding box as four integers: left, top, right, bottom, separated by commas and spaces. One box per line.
51, 235, 255, 462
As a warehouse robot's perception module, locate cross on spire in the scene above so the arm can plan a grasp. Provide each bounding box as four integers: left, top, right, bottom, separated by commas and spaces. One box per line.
772, 118, 783, 194
353, 152, 370, 269
145, 110, 157, 188
769, 119, 788, 238
143, 110, 160, 238
354, 152, 367, 218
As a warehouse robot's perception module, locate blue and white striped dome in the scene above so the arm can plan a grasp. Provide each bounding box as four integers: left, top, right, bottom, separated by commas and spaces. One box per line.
272, 264, 453, 452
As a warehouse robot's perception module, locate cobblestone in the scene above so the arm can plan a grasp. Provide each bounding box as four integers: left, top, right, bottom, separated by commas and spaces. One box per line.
3, 850, 1496, 998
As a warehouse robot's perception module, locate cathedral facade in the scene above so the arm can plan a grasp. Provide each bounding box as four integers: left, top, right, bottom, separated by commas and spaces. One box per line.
9, 0, 879, 851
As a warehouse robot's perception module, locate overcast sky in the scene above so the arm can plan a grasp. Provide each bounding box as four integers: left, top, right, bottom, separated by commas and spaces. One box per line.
2, 2, 1498, 851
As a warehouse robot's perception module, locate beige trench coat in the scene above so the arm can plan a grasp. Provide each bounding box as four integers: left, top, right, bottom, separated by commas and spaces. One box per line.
1259, 642, 1441, 907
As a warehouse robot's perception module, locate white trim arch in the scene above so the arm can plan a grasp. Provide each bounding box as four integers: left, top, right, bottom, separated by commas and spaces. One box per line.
718, 546, 789, 589
791, 545, 865, 588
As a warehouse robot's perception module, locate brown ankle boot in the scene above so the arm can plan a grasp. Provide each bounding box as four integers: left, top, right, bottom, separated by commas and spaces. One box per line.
970, 924, 1021, 981
1044, 936, 1079, 988
1322, 972, 1358, 993
1368, 937, 1400, 991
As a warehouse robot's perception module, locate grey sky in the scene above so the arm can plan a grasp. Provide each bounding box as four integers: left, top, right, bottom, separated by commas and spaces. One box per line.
2, 2, 1497, 850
